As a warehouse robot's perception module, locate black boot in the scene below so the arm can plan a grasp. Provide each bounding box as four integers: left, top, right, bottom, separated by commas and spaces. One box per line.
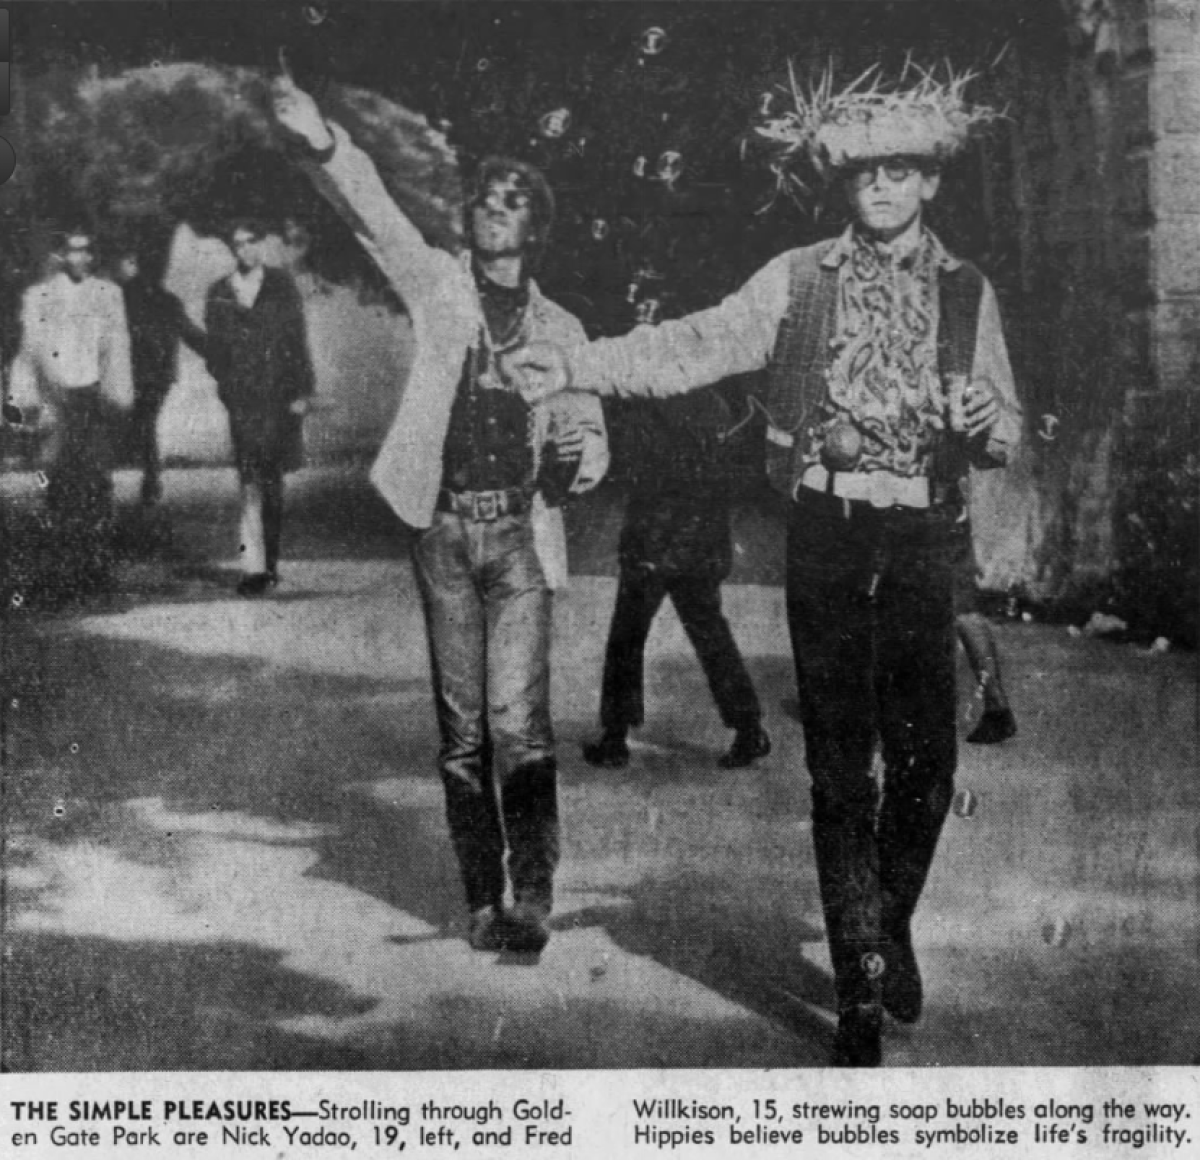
831, 1002, 883, 1068
718, 722, 771, 768
236, 573, 272, 597
967, 706, 1017, 744
502, 757, 558, 953
582, 729, 630, 768
881, 922, 923, 1023
877, 771, 952, 1022
502, 898, 551, 953
467, 904, 506, 951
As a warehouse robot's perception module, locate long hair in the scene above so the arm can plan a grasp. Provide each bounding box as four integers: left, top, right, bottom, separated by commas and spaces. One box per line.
466, 156, 556, 272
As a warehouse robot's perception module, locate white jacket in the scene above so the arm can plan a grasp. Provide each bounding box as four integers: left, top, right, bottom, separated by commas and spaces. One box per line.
304, 123, 608, 586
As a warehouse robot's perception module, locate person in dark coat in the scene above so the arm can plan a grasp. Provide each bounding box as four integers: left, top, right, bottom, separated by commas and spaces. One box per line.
115, 249, 207, 505
204, 219, 315, 595
583, 387, 770, 770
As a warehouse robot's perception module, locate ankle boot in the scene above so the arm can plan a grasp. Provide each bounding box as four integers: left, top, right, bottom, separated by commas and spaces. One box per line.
718, 722, 771, 768
582, 729, 630, 768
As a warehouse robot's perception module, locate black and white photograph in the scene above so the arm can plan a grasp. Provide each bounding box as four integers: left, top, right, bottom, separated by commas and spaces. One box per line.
1, 0, 1197, 1099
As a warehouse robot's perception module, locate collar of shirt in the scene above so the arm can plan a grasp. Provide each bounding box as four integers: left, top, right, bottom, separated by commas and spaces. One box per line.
473, 262, 531, 307
820, 224, 961, 273
53, 271, 96, 297
230, 266, 265, 309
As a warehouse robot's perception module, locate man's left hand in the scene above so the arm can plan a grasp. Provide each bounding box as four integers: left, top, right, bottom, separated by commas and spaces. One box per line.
289, 398, 312, 416
554, 428, 586, 463
962, 377, 1001, 438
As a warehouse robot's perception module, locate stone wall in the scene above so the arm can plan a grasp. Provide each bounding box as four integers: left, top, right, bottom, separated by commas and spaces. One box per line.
1149, 0, 1200, 388
974, 0, 1198, 643
1119, 0, 1200, 644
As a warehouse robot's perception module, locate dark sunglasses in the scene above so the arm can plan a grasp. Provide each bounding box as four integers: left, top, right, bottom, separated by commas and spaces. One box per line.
847, 158, 925, 189
473, 187, 533, 212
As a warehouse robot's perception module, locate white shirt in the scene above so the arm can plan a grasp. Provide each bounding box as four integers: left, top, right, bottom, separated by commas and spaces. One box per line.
230, 266, 265, 310
11, 272, 133, 408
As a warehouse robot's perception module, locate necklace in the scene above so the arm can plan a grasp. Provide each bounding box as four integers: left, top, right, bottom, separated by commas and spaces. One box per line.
475, 294, 531, 393
470, 292, 544, 487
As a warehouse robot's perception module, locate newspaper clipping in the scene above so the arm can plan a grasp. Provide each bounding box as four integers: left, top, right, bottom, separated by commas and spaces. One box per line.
1, 2, 1197, 1158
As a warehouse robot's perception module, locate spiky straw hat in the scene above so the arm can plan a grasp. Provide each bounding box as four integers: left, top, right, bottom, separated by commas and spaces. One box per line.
757, 61, 999, 177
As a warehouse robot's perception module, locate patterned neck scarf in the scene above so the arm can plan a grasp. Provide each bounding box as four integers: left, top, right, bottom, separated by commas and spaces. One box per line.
819, 226, 945, 477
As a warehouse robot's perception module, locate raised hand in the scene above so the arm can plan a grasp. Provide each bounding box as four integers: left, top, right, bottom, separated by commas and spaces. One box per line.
271, 52, 335, 153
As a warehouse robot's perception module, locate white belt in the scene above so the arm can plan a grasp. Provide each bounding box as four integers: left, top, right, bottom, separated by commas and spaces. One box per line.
797, 465, 931, 509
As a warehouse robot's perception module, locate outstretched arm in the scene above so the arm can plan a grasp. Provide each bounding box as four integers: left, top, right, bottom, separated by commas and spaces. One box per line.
506, 254, 790, 404
272, 75, 450, 309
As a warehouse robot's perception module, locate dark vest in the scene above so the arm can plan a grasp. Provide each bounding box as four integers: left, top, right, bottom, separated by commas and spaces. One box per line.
761, 240, 985, 497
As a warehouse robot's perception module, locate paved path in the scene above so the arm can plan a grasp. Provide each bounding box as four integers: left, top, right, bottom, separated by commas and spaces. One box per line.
2, 469, 1197, 1069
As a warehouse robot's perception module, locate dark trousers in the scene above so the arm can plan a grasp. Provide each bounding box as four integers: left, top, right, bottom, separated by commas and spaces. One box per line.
785, 487, 957, 1010
46, 387, 115, 583
129, 384, 169, 502
599, 567, 761, 733
412, 509, 558, 913
237, 462, 285, 576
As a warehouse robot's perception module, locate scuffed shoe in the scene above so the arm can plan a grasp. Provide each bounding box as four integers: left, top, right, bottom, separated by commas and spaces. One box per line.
967, 707, 1017, 745
882, 927, 923, 1024
718, 724, 771, 769
236, 573, 272, 597
467, 905, 506, 952
502, 901, 551, 953
830, 1003, 882, 1068
582, 731, 630, 769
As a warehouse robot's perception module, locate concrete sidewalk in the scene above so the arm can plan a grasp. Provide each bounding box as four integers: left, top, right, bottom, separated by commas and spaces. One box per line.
1, 469, 1197, 1069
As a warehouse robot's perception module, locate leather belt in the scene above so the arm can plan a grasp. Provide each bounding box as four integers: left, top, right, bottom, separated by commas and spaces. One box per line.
437, 486, 531, 521
797, 465, 931, 509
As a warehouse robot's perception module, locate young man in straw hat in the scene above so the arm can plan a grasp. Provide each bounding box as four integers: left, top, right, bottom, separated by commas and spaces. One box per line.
511, 68, 1022, 1065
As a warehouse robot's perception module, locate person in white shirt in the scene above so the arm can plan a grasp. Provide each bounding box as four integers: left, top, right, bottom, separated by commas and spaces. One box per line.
9, 230, 133, 590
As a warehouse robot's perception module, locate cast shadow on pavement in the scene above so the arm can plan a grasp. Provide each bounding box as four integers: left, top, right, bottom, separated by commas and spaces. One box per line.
2, 618, 837, 1069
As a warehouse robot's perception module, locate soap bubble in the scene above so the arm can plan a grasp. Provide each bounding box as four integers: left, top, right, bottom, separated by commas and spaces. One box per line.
538, 107, 571, 139
656, 150, 683, 185
639, 26, 668, 56
635, 298, 661, 325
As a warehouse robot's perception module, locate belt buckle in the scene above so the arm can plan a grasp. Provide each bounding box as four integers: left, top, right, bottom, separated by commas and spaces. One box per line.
473, 491, 499, 521
868, 475, 892, 509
